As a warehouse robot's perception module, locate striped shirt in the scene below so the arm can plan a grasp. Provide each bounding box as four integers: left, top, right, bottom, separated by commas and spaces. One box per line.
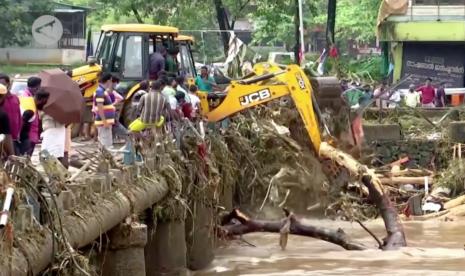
93, 85, 116, 126
137, 91, 170, 125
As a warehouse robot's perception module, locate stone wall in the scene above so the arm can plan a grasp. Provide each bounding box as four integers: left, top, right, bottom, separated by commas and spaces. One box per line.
368, 139, 452, 169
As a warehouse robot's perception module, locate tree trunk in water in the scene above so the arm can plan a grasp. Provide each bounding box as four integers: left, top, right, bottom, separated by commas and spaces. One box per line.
219, 143, 407, 251
214, 0, 231, 56
319, 142, 407, 250
220, 209, 367, 251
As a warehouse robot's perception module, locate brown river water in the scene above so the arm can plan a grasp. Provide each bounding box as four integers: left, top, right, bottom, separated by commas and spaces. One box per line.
197, 219, 465, 276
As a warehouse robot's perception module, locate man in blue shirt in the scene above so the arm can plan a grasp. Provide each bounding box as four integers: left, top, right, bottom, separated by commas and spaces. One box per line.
195, 66, 219, 93
93, 73, 115, 148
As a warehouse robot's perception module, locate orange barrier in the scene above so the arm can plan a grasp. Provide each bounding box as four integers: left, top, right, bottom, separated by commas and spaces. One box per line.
451, 94, 464, 106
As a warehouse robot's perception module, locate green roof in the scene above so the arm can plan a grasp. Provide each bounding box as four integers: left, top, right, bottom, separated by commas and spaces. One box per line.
53, 1, 92, 11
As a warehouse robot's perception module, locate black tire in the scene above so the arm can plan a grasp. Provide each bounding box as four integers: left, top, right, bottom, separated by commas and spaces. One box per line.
121, 96, 137, 128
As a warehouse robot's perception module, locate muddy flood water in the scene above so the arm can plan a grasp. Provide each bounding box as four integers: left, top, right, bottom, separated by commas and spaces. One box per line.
197, 219, 465, 276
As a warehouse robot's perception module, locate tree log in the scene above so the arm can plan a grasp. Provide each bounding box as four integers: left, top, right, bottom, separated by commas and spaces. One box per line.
220, 209, 367, 251
377, 168, 433, 177
444, 195, 465, 210
9, 177, 169, 275
319, 142, 407, 250
379, 176, 433, 186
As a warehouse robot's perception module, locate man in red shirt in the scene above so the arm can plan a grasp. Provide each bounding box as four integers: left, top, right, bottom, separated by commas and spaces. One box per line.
0, 74, 21, 146
416, 78, 436, 108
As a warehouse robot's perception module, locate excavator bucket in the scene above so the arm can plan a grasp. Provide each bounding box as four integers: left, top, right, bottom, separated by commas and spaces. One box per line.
309, 76, 343, 111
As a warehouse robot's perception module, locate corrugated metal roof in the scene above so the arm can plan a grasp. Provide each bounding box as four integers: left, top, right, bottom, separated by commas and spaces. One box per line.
54, 8, 85, 13
53, 1, 92, 11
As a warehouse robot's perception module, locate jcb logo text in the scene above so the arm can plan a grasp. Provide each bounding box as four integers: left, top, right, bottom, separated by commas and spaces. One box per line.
239, 89, 271, 106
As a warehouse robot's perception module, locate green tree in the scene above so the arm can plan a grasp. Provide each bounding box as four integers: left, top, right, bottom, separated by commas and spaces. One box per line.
62, 0, 380, 61
0, 0, 53, 47
251, 0, 321, 48
315, 0, 380, 43
252, 0, 380, 49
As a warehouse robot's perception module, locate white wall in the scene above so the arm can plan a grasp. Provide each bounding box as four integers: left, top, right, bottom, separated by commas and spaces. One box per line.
0, 48, 85, 65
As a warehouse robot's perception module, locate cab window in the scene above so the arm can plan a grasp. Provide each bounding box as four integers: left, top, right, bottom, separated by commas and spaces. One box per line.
178, 44, 195, 78
122, 35, 143, 78
112, 36, 123, 72
98, 32, 118, 68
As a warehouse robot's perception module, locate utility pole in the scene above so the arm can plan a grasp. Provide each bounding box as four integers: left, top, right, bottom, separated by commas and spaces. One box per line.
298, 0, 305, 63
326, 0, 337, 47
214, 0, 231, 56
294, 0, 300, 65
294, 0, 305, 65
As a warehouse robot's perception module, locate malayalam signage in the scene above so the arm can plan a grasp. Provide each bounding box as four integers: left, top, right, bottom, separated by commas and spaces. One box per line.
400, 43, 465, 88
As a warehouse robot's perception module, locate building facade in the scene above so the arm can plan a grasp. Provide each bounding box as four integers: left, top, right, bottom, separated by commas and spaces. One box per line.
378, 0, 465, 89
0, 2, 89, 65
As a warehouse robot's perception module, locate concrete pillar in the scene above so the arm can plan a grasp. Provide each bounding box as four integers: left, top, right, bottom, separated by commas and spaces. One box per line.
89, 174, 111, 194
110, 169, 124, 186
448, 121, 465, 143
59, 190, 75, 211
14, 205, 34, 232
145, 220, 187, 276
185, 203, 215, 270
363, 123, 401, 142
102, 222, 148, 276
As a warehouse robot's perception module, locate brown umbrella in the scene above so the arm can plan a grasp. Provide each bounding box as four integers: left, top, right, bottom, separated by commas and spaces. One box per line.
38, 68, 84, 124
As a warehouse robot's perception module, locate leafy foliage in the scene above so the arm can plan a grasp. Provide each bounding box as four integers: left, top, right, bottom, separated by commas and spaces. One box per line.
251, 0, 320, 48
0, 0, 53, 47
314, 0, 379, 43
61, 0, 381, 60
339, 56, 384, 83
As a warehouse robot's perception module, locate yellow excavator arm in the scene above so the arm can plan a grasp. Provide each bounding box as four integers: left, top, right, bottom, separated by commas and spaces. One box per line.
200, 65, 322, 152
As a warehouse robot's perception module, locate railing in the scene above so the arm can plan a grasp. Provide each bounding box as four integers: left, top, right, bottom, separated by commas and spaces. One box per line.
16, 36, 85, 50
408, 0, 465, 19
58, 36, 85, 50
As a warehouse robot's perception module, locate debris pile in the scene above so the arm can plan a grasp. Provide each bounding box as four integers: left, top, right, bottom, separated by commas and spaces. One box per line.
360, 108, 465, 221
2, 104, 465, 273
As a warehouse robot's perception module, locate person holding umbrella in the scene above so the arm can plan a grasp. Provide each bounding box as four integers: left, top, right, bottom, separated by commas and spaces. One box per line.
36, 68, 84, 165
36, 89, 68, 165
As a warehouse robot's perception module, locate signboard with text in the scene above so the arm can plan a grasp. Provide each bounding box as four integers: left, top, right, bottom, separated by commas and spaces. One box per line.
401, 43, 465, 88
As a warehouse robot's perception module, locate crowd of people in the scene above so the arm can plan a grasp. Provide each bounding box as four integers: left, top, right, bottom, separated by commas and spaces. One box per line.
0, 63, 220, 166
341, 77, 448, 109
0, 75, 66, 163
90, 70, 206, 149
0, 44, 221, 160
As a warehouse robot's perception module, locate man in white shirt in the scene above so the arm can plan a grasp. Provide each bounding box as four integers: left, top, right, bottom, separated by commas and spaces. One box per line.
188, 84, 201, 112
175, 76, 190, 103
388, 89, 401, 108
404, 84, 420, 108
161, 77, 178, 111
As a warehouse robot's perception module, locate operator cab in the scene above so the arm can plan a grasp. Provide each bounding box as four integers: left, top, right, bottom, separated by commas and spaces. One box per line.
175, 35, 197, 80
95, 24, 179, 81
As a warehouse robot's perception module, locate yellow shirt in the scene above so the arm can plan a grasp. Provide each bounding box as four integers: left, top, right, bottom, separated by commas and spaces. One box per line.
19, 96, 36, 112
405, 92, 420, 108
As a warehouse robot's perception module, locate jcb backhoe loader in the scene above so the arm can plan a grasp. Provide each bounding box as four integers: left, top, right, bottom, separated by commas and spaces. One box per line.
199, 64, 336, 151
70, 24, 342, 131
69, 24, 197, 126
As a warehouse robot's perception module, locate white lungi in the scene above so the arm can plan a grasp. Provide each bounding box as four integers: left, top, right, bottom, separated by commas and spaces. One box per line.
41, 126, 66, 158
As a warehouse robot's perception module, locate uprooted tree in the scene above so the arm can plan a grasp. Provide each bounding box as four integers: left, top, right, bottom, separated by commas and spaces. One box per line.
217, 141, 407, 251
